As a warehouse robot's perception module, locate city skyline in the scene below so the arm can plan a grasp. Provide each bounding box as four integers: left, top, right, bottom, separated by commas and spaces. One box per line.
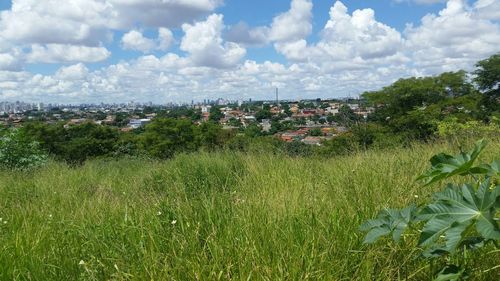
0, 0, 499, 103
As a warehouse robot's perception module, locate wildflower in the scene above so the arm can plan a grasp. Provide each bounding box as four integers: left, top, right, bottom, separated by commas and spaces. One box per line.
49, 214, 53, 219
79, 260, 85, 265
414, 195, 419, 199
157, 211, 162, 216
171, 220, 177, 225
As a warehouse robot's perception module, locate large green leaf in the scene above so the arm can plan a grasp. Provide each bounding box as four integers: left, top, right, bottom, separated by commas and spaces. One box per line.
417, 180, 500, 255
417, 139, 488, 186
360, 204, 417, 244
434, 265, 466, 281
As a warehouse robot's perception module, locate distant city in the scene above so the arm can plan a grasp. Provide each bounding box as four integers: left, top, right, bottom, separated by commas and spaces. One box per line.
0, 96, 371, 146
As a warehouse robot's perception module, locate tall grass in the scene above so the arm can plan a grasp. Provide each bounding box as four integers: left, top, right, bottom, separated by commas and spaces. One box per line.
0, 140, 499, 280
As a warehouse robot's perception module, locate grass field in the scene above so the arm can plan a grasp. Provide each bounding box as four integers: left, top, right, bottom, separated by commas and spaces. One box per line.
0, 139, 499, 280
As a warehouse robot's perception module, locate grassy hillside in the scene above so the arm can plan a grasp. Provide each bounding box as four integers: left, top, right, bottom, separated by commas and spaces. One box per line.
0, 140, 499, 280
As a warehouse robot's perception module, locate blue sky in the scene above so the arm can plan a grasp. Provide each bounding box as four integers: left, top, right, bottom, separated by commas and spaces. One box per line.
0, 0, 498, 103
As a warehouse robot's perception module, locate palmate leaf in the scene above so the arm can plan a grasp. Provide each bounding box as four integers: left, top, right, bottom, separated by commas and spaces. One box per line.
472, 159, 500, 178
417, 139, 488, 186
417, 180, 500, 256
360, 204, 417, 244
434, 265, 466, 281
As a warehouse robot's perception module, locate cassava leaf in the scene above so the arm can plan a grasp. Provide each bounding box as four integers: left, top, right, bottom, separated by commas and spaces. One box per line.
434, 265, 466, 281
418, 139, 488, 186
360, 204, 416, 244
417, 180, 500, 255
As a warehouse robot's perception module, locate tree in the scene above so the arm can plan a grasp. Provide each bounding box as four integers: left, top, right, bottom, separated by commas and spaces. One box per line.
228, 117, 242, 128
255, 109, 272, 122
474, 53, 500, 93
0, 129, 47, 170
199, 121, 228, 150
209, 106, 224, 122
334, 105, 360, 127
244, 123, 262, 138
474, 53, 500, 117
139, 118, 200, 159
309, 128, 323, 136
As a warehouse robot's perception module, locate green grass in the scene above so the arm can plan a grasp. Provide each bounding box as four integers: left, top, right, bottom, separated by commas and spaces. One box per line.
0, 140, 499, 280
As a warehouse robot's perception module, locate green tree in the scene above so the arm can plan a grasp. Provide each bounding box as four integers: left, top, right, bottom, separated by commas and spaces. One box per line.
0, 129, 47, 170
309, 128, 323, 136
474, 53, 500, 117
244, 123, 262, 138
139, 118, 200, 159
209, 106, 224, 122
255, 109, 272, 122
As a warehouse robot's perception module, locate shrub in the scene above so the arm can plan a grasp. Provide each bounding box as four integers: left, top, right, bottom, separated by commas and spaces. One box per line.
360, 140, 499, 279
0, 129, 48, 170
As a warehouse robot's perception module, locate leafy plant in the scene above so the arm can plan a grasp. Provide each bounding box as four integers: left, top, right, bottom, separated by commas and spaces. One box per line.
360, 139, 499, 279
0, 129, 48, 170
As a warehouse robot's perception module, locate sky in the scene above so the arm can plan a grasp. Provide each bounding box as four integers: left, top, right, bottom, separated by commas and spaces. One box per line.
0, 0, 499, 104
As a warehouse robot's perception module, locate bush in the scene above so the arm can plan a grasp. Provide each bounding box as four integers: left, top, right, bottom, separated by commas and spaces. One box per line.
0, 129, 48, 170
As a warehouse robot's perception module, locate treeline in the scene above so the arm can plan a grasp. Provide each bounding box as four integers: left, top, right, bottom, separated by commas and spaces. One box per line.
0, 54, 499, 167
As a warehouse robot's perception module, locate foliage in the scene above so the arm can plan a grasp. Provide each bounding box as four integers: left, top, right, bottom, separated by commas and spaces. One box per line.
0, 129, 48, 170
361, 140, 499, 279
437, 118, 500, 138
362, 69, 491, 140
21, 122, 121, 164
332, 105, 360, 127
309, 128, 323, 136
473, 53, 500, 117
139, 118, 200, 159
209, 106, 224, 122
1, 141, 499, 280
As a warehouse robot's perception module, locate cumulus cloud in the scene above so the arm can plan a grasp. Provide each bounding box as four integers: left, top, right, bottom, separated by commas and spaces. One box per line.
121, 30, 156, 52
27, 44, 111, 63
405, 0, 500, 73
0, 0, 499, 103
108, 0, 222, 29
0, 0, 112, 46
0, 0, 220, 64
55, 63, 89, 80
158, 28, 174, 51
225, 22, 269, 46
474, 0, 500, 20
180, 14, 246, 68
274, 1, 404, 65
269, 0, 313, 42
225, 0, 313, 47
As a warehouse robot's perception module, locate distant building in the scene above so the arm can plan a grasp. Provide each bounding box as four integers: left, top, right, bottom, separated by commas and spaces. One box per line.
128, 118, 151, 129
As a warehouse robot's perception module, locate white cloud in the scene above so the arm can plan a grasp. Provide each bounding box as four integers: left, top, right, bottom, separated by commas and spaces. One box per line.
274, 1, 404, 64
108, 0, 222, 28
27, 44, 111, 63
55, 63, 89, 80
121, 28, 174, 52
405, 0, 500, 73
180, 14, 246, 68
474, 0, 500, 20
0, 0, 499, 103
269, 0, 313, 42
121, 30, 157, 53
0, 0, 112, 46
158, 28, 174, 51
0, 0, 220, 65
225, 22, 270, 46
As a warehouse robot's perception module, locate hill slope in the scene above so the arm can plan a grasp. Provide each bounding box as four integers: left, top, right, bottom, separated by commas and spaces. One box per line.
0, 140, 499, 280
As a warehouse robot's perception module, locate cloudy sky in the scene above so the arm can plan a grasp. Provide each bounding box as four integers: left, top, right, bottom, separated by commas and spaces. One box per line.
0, 0, 499, 104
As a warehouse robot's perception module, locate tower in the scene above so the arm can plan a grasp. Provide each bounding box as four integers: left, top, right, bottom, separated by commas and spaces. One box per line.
276, 87, 279, 106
